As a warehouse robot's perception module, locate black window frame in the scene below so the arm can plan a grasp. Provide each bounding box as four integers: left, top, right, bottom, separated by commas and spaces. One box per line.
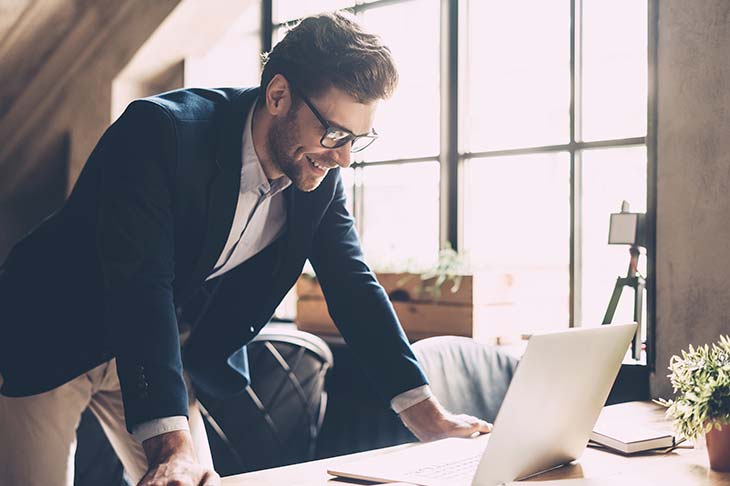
265, 0, 658, 370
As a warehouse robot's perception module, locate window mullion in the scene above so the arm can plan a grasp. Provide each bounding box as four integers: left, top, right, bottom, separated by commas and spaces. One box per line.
353, 167, 365, 236
439, 0, 459, 251
569, 0, 584, 327
263, 0, 273, 53
646, 0, 659, 371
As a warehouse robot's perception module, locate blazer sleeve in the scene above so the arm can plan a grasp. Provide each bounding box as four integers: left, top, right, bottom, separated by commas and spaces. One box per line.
308, 171, 429, 402
97, 100, 188, 432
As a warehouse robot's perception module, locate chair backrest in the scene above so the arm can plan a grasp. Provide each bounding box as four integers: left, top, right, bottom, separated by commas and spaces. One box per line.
197, 327, 333, 476
412, 336, 519, 423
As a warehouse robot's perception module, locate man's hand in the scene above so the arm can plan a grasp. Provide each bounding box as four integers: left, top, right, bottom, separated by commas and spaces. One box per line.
139, 430, 220, 486
398, 396, 492, 442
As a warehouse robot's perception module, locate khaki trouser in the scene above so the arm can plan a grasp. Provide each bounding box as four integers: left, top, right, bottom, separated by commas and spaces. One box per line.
0, 358, 213, 486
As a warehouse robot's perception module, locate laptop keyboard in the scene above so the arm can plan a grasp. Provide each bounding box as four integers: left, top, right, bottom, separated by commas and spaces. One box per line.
403, 452, 482, 482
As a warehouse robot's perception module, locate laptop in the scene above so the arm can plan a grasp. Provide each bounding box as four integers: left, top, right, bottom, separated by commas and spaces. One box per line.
328, 322, 639, 486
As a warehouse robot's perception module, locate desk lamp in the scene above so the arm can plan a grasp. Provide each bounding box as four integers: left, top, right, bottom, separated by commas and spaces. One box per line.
603, 201, 646, 361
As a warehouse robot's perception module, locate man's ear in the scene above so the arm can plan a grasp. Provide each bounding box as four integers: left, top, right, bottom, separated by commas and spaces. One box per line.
265, 74, 292, 116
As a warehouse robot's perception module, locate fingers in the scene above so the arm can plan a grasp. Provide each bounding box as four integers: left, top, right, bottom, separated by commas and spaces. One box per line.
136, 465, 220, 486
199, 470, 221, 486
476, 419, 493, 434
138, 478, 196, 486
200, 470, 221, 486
455, 414, 493, 437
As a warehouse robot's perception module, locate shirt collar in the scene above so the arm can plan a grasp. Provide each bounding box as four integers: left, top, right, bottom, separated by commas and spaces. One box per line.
240, 99, 292, 196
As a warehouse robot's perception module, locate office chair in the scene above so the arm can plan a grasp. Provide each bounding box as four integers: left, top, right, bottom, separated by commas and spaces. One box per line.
411, 336, 519, 423
196, 327, 333, 476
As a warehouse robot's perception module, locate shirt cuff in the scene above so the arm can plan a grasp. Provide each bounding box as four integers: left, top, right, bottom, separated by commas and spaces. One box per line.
131, 416, 190, 444
391, 384, 433, 414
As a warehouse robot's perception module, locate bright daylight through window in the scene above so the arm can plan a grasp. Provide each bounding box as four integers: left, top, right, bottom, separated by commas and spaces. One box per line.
272, 0, 649, 340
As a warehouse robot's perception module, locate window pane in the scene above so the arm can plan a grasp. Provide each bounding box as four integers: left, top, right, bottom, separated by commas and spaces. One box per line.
359, 0, 440, 161
464, 0, 570, 152
273, 25, 287, 45
361, 162, 440, 270
581, 146, 647, 329
581, 0, 647, 141
274, 1, 355, 24
463, 153, 571, 339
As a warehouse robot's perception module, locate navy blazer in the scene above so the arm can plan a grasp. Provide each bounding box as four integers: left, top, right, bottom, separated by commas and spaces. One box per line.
0, 87, 428, 431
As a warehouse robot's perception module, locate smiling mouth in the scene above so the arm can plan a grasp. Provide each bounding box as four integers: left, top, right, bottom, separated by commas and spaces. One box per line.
306, 156, 334, 172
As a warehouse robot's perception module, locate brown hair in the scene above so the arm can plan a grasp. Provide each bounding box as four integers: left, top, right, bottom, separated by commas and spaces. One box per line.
260, 11, 398, 104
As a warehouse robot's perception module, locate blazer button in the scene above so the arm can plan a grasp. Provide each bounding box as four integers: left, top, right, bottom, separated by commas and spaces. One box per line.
249, 326, 255, 333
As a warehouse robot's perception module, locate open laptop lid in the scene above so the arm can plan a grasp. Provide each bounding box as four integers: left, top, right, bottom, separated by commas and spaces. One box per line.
473, 322, 638, 485
328, 323, 638, 486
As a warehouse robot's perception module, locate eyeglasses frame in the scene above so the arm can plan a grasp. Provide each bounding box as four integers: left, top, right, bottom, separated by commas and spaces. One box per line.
290, 86, 378, 153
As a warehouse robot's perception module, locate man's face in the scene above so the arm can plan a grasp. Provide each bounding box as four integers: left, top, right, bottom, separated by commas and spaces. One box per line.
267, 85, 378, 192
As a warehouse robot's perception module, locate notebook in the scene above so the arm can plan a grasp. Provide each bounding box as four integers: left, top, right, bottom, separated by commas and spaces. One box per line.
589, 401, 678, 454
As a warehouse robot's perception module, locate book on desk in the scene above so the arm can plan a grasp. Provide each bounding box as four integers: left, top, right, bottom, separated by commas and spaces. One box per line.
589, 400, 680, 454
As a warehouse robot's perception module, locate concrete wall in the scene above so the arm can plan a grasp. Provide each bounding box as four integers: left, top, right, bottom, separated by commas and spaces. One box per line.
652, 0, 730, 397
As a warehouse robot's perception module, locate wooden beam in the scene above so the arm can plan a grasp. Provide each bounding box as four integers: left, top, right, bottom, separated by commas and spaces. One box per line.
0, 0, 258, 195
0, 0, 35, 46
0, 0, 79, 119
0, 0, 180, 194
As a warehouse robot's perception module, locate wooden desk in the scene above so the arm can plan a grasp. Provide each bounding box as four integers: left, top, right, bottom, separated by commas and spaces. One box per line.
221, 441, 730, 486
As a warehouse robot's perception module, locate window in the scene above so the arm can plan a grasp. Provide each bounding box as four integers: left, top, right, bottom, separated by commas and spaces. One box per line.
269, 0, 652, 342
463, 153, 571, 335
463, 0, 571, 152
581, 146, 648, 333
462, 0, 648, 338
360, 162, 440, 271
581, 0, 648, 141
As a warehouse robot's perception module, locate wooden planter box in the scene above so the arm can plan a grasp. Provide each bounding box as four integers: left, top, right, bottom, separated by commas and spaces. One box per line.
295, 272, 474, 341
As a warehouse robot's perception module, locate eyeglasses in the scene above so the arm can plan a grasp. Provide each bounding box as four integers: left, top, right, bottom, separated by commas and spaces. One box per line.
292, 87, 378, 153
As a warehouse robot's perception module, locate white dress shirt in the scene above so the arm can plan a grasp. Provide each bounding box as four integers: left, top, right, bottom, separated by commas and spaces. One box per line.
132, 101, 432, 443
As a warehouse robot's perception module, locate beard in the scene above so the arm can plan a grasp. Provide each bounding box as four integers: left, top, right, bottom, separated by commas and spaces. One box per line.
267, 109, 323, 192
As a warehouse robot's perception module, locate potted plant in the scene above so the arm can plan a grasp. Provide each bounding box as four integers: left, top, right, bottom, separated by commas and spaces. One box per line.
659, 335, 730, 471
395, 243, 468, 301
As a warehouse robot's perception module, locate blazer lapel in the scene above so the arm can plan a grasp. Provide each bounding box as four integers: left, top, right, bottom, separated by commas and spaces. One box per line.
187, 88, 258, 291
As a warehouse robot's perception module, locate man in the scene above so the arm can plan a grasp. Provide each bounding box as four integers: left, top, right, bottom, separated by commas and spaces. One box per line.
0, 12, 490, 486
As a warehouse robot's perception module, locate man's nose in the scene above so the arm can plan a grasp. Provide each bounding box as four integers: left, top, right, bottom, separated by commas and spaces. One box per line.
334, 143, 351, 168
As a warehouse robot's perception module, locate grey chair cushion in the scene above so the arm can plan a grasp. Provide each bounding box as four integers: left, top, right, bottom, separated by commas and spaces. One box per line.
412, 336, 519, 423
